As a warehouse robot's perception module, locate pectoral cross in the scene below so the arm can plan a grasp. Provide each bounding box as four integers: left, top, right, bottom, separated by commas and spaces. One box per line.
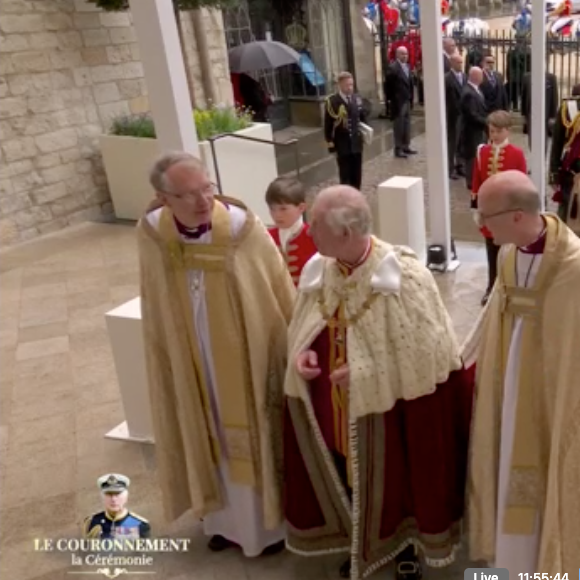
190, 273, 201, 297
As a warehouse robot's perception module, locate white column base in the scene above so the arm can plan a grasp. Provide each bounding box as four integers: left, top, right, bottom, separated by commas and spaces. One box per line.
105, 297, 155, 445
429, 259, 462, 274
105, 421, 154, 445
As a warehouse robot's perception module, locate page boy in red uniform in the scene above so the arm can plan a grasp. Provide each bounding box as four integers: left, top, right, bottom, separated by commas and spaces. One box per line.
471, 110, 527, 306
266, 177, 317, 286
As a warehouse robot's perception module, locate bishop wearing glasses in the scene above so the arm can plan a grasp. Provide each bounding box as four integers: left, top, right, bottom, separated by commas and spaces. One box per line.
464, 171, 580, 578
137, 152, 295, 557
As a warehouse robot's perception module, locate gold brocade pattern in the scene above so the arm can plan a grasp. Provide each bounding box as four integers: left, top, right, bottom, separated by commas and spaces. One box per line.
158, 204, 259, 488
137, 196, 296, 528
467, 213, 580, 574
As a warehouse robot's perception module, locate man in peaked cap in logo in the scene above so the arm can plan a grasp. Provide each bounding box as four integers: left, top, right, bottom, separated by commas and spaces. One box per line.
82, 474, 150, 539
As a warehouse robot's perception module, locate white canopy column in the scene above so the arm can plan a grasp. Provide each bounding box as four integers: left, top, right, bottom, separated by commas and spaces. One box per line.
530, 0, 547, 207
420, 0, 458, 270
128, 0, 200, 155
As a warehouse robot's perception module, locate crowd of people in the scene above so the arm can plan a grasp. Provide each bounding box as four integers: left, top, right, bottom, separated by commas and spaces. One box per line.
136, 114, 580, 580
323, 35, 579, 304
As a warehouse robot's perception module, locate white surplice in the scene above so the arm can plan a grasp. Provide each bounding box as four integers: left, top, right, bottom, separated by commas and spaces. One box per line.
494, 249, 542, 574
147, 206, 285, 557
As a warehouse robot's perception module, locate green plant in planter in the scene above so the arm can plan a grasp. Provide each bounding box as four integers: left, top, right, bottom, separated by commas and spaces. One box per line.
109, 106, 253, 142
87, 0, 237, 10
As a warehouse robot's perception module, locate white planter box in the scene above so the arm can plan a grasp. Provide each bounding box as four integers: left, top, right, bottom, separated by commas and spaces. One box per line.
100, 123, 277, 225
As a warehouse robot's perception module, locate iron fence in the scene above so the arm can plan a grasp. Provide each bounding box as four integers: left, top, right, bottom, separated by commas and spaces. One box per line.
378, 30, 580, 111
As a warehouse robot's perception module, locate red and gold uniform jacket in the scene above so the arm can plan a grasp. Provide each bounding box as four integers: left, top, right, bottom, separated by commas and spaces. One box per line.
553, 0, 572, 16
471, 142, 527, 239
268, 222, 317, 286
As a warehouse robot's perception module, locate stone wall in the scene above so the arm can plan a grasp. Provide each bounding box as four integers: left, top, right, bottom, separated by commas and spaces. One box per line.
0, 0, 233, 247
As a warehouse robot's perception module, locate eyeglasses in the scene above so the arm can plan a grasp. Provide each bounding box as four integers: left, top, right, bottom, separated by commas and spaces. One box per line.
474, 208, 522, 227
164, 182, 217, 200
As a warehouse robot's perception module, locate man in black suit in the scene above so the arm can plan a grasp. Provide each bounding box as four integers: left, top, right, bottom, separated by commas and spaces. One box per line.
521, 71, 559, 154
385, 46, 417, 159
459, 66, 488, 191
442, 37, 456, 73
480, 52, 509, 113
445, 52, 466, 180
324, 71, 368, 189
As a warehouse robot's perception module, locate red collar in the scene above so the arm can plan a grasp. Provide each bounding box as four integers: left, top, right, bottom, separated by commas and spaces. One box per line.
336, 238, 373, 276
519, 222, 547, 255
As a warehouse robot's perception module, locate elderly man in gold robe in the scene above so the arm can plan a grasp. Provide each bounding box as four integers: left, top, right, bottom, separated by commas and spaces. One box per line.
283, 186, 474, 580
463, 170, 580, 577
137, 152, 295, 557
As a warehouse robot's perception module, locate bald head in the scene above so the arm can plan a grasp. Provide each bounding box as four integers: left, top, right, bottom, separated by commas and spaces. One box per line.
396, 46, 408, 63
477, 171, 544, 247
468, 66, 483, 86
478, 170, 540, 214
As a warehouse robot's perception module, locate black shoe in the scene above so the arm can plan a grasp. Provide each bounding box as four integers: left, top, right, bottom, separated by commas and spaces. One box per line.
261, 540, 285, 556
403, 148, 418, 155
339, 558, 351, 578
449, 172, 459, 180
207, 535, 236, 551
395, 150, 408, 159
481, 289, 491, 306
396, 560, 423, 580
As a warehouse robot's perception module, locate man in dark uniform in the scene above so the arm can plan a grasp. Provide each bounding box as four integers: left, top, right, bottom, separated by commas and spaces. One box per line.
521, 70, 559, 154
83, 474, 150, 539
324, 71, 368, 189
445, 51, 466, 179
385, 46, 417, 158
460, 66, 488, 191
480, 52, 509, 113
550, 84, 580, 231
506, 39, 530, 110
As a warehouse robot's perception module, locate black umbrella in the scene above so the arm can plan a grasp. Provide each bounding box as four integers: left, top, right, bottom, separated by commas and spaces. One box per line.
228, 41, 301, 73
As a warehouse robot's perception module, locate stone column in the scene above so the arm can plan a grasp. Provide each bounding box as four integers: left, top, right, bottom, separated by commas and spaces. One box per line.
128, 0, 199, 155
348, 0, 379, 105
420, 0, 454, 269
531, 0, 546, 206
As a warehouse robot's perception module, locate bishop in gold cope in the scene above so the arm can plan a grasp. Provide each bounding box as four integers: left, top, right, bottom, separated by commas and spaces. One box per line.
463, 171, 580, 578
137, 152, 295, 557
283, 186, 474, 580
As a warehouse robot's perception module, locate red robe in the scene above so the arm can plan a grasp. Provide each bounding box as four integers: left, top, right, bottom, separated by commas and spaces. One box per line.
471, 142, 528, 239
284, 248, 475, 572
268, 223, 317, 286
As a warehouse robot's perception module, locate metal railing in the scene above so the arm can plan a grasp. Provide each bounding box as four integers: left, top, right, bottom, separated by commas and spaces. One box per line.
207, 132, 300, 194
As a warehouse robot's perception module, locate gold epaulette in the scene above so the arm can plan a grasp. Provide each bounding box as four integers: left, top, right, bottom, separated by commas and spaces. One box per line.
325, 95, 340, 120
130, 512, 149, 523
562, 101, 580, 149
82, 515, 102, 539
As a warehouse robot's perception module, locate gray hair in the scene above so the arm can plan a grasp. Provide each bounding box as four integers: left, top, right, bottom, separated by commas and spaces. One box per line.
149, 151, 205, 193
325, 200, 372, 236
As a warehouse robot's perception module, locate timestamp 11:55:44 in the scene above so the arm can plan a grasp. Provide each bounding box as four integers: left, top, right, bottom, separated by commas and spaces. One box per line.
519, 575, 568, 579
